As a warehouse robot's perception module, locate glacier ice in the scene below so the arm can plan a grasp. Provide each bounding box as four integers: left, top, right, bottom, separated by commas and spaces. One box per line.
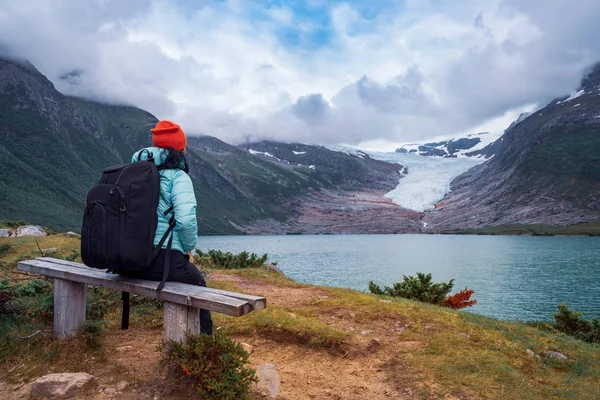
368, 152, 484, 212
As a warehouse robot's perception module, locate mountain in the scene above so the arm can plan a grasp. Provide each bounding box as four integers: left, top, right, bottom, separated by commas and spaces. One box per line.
423, 64, 600, 231
395, 131, 502, 158
0, 57, 416, 235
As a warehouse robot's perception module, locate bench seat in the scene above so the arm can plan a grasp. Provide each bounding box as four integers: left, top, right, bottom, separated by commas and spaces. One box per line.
17, 257, 266, 342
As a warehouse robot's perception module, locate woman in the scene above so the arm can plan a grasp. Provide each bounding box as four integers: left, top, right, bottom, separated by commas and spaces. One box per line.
129, 120, 212, 335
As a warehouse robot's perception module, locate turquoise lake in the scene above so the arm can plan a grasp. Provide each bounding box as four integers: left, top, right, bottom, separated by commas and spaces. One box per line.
197, 234, 600, 321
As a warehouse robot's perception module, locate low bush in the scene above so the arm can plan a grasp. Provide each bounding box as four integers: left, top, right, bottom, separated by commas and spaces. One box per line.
553, 303, 600, 344
369, 272, 454, 305
444, 288, 478, 309
194, 249, 271, 270
166, 331, 258, 400
369, 273, 477, 309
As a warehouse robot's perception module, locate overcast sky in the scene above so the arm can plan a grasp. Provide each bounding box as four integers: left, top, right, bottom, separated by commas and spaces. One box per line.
1, 0, 599, 150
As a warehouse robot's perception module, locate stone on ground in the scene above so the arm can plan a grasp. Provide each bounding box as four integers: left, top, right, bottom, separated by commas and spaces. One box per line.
257, 363, 281, 399
11, 225, 47, 237
547, 351, 567, 361
30, 372, 97, 399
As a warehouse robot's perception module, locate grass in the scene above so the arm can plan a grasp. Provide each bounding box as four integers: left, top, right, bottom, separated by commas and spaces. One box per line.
1, 235, 600, 398
446, 221, 600, 236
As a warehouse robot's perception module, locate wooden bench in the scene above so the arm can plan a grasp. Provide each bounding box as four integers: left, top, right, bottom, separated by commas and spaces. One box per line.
17, 257, 266, 342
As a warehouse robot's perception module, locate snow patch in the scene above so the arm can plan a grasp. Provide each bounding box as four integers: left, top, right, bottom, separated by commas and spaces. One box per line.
573, 103, 581, 107
292, 151, 306, 155
557, 89, 585, 104
248, 149, 281, 161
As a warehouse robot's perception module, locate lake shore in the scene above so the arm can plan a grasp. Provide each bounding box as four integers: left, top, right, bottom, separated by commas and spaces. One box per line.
3, 234, 600, 399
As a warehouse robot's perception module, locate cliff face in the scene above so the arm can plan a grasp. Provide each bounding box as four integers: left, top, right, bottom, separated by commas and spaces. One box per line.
424, 65, 600, 231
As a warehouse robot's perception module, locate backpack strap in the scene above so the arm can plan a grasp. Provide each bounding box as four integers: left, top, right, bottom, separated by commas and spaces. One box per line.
136, 149, 155, 163
121, 292, 130, 330
156, 214, 176, 291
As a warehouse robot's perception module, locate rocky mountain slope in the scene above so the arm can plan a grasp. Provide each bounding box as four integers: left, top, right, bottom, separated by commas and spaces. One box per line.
0, 57, 415, 234
396, 131, 502, 158
424, 65, 600, 231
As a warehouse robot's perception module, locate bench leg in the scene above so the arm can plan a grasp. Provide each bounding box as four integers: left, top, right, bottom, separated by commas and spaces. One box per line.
54, 279, 86, 339
163, 302, 200, 344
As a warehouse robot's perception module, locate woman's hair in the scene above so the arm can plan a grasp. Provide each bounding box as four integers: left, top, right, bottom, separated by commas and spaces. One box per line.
161, 147, 190, 174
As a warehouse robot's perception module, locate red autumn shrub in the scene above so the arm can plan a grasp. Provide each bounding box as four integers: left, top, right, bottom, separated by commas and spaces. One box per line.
444, 288, 477, 309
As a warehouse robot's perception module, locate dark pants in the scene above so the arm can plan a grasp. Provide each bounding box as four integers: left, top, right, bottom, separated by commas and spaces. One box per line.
124, 249, 213, 335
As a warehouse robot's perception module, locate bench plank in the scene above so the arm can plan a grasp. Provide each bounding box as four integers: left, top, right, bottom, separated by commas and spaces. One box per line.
38, 257, 266, 310
18, 260, 254, 317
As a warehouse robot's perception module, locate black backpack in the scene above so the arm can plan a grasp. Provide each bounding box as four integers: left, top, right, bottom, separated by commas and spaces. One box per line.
81, 150, 175, 328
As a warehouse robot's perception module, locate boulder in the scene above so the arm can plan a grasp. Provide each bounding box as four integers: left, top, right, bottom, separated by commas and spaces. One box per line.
547, 351, 567, 361
0, 229, 9, 238
65, 231, 81, 238
11, 225, 47, 237
30, 372, 97, 399
257, 363, 280, 399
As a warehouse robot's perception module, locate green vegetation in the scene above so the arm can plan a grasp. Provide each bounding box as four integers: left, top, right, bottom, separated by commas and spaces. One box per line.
552, 303, 600, 343
531, 303, 600, 344
165, 331, 258, 400
446, 220, 600, 236
2, 231, 600, 398
369, 272, 454, 305
193, 249, 271, 270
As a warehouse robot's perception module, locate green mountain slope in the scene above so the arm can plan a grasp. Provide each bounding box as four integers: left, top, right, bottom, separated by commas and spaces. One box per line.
0, 57, 406, 234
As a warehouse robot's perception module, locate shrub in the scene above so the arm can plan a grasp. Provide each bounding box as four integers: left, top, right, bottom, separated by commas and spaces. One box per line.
444, 288, 478, 309
79, 320, 107, 348
0, 243, 12, 255
194, 249, 270, 270
368, 273, 454, 305
553, 303, 600, 343
166, 331, 258, 400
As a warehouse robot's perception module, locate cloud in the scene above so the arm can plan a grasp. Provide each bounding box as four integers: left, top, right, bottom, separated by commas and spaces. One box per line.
1, 0, 599, 148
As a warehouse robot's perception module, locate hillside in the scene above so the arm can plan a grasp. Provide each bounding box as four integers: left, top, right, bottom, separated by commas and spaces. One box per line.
0, 57, 414, 235
424, 64, 600, 231
1, 235, 599, 399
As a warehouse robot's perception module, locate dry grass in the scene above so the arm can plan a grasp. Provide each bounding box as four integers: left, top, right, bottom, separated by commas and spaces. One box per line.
2, 235, 600, 399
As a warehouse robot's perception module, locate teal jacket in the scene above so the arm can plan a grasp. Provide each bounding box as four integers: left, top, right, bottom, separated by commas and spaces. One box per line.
131, 147, 198, 254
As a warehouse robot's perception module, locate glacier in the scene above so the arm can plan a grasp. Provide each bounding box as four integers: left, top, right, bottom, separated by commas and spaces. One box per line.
368, 151, 484, 212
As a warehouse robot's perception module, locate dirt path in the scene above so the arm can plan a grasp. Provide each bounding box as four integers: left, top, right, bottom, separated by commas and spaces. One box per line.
4, 272, 412, 399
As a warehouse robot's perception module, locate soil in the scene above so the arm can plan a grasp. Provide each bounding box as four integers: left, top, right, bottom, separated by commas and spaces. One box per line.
1, 272, 422, 400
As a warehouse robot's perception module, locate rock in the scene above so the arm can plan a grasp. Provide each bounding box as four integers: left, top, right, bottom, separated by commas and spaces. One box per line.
241, 343, 254, 354
526, 349, 536, 358
0, 229, 9, 238
257, 363, 280, 399
115, 345, 133, 352
104, 387, 117, 396
11, 226, 46, 237
379, 300, 391, 303
360, 330, 371, 336
40, 248, 58, 253
30, 372, 97, 399
265, 264, 284, 275
116, 381, 128, 391
547, 351, 567, 361
65, 231, 80, 238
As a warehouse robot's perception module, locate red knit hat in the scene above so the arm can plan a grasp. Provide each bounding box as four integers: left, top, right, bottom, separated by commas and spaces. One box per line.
151, 120, 187, 151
